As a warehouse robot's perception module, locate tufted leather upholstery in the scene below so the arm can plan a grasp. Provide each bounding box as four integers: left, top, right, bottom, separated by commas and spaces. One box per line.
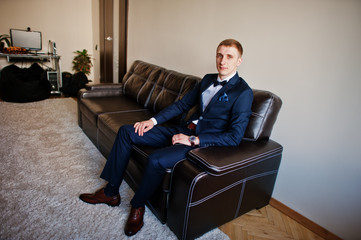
77, 60, 283, 240
147, 70, 199, 113
122, 61, 164, 106
244, 89, 282, 141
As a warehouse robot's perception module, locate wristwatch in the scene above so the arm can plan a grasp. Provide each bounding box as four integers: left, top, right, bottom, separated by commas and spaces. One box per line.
189, 135, 196, 147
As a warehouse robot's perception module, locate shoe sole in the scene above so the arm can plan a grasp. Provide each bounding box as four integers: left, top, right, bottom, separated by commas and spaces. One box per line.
79, 196, 121, 207
124, 222, 144, 236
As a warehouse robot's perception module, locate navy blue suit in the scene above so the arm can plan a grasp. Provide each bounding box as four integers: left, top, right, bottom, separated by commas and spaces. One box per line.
100, 73, 253, 208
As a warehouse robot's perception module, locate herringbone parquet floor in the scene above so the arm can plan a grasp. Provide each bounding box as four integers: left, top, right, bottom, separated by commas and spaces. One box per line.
219, 205, 325, 240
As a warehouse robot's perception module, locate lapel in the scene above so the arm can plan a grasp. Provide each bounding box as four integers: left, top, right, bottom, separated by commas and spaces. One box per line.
198, 75, 216, 114
201, 73, 240, 114
200, 75, 216, 93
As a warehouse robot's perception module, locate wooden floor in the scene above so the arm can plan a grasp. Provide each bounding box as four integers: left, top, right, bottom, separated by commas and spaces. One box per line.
219, 205, 325, 240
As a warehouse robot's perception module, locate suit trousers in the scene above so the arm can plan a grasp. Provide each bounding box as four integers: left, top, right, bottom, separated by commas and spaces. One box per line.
100, 124, 195, 208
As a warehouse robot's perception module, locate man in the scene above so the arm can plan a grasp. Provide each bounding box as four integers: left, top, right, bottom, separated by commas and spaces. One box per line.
79, 39, 253, 236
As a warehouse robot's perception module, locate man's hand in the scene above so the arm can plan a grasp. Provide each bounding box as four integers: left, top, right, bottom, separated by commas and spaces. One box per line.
134, 120, 154, 136
172, 134, 199, 146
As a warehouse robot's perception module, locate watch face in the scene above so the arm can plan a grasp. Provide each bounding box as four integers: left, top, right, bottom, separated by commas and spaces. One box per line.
189, 136, 196, 146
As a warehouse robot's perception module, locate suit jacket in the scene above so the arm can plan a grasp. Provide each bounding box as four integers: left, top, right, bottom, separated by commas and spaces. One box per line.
154, 73, 253, 147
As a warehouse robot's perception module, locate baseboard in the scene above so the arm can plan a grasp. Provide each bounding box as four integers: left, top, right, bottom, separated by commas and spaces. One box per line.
269, 198, 342, 240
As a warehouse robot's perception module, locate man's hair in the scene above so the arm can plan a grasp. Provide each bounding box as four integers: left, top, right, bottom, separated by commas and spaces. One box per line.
217, 39, 243, 57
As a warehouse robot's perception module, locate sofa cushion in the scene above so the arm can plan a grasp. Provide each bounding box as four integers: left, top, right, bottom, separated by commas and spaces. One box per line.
98, 110, 155, 141
79, 96, 146, 126
243, 90, 282, 141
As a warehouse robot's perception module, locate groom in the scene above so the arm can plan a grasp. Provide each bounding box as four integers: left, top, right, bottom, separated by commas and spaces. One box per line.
79, 39, 253, 236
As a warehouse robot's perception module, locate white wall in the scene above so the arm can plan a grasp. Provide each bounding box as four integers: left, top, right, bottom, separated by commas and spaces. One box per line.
0, 0, 98, 81
127, 1, 361, 239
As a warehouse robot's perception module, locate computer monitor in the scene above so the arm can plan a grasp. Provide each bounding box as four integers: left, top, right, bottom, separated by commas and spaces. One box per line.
10, 28, 42, 52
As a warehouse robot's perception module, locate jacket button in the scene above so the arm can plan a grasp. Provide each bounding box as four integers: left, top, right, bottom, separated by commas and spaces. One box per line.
199, 116, 203, 120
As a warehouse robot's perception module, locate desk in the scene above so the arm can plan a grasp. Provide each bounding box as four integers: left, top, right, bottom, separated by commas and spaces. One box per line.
0, 53, 62, 94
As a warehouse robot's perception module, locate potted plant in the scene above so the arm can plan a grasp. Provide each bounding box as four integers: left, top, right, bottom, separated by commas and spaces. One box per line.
0, 34, 11, 52
72, 49, 93, 75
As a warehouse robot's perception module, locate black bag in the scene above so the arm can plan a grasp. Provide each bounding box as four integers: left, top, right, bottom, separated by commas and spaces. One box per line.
0, 63, 51, 102
60, 71, 88, 97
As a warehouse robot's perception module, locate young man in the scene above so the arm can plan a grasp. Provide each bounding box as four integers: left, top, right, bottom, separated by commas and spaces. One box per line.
79, 39, 253, 236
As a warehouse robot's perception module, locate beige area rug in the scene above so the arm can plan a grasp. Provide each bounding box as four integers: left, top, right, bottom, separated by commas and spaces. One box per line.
0, 98, 229, 240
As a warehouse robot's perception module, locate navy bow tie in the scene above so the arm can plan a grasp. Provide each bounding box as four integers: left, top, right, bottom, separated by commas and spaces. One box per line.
213, 80, 227, 87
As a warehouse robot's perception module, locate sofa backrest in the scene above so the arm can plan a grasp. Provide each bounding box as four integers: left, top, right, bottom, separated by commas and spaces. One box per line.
122, 60, 165, 107
243, 89, 282, 141
147, 70, 200, 113
122, 60, 200, 114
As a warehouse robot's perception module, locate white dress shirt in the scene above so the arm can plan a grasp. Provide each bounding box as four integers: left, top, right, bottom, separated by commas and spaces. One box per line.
193, 72, 237, 125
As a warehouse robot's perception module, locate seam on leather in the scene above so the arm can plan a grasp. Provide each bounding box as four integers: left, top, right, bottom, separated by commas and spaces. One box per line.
182, 171, 207, 240
97, 108, 148, 117
255, 95, 275, 140
168, 159, 186, 212
181, 169, 277, 239
251, 112, 263, 117
123, 62, 160, 107
235, 182, 246, 219
97, 109, 149, 134
122, 69, 136, 93
80, 100, 98, 124
242, 137, 257, 141
204, 152, 281, 177
189, 146, 283, 176
152, 71, 172, 112
80, 109, 93, 125
136, 72, 149, 103
191, 145, 282, 168
188, 170, 278, 208
96, 127, 99, 148
175, 76, 190, 101
141, 67, 161, 107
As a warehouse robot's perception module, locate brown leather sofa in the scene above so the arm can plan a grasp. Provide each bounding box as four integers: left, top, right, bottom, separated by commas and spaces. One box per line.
77, 60, 283, 240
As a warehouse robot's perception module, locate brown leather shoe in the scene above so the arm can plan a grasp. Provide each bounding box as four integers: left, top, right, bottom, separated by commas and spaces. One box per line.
79, 188, 120, 207
124, 206, 145, 236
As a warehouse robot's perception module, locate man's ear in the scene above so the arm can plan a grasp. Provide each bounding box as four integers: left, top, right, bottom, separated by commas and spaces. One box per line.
237, 57, 243, 66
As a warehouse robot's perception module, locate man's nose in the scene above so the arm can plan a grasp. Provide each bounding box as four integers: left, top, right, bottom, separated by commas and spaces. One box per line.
221, 56, 227, 64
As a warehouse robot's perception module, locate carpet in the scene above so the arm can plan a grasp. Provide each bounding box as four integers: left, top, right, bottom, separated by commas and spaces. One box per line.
0, 98, 230, 240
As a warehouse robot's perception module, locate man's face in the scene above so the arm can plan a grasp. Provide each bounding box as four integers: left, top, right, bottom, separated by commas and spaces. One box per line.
216, 45, 242, 80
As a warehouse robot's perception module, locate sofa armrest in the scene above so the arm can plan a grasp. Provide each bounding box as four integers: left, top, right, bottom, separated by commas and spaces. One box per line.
85, 83, 123, 91
188, 139, 283, 176
78, 84, 123, 99
167, 139, 283, 239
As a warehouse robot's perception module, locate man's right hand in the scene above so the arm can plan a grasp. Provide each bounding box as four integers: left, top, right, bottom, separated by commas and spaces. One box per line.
134, 120, 154, 136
